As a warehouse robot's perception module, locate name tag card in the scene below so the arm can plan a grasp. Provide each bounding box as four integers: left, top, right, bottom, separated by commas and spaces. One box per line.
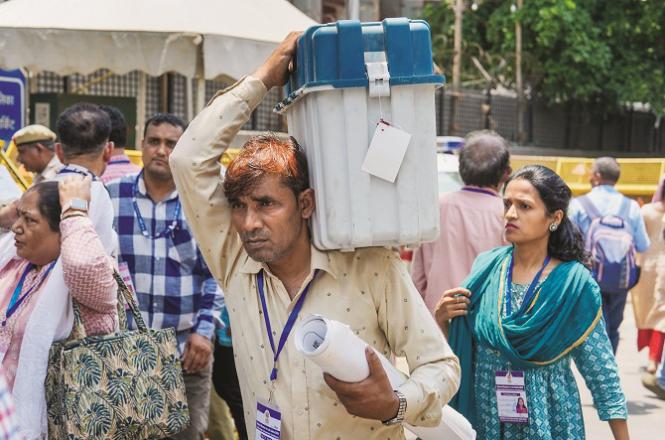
495, 370, 529, 424
256, 400, 282, 440
361, 120, 412, 183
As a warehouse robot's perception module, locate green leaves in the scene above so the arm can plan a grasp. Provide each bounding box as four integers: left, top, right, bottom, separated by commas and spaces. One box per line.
139, 386, 165, 420
424, 0, 665, 115
76, 353, 102, 387
167, 402, 190, 432
83, 403, 112, 437
107, 369, 132, 406
131, 337, 158, 372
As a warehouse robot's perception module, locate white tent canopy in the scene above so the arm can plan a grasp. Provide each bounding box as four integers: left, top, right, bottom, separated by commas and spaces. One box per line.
0, 0, 316, 80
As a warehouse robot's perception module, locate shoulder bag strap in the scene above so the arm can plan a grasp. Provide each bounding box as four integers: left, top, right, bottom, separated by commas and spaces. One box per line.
577, 195, 602, 220
112, 270, 149, 333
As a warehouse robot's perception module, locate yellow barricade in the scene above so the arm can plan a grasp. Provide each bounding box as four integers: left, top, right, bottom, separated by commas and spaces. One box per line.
0, 141, 29, 190
125, 148, 241, 168
511, 155, 665, 198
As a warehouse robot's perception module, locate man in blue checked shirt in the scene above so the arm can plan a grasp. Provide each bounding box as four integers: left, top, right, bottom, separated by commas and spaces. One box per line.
107, 113, 222, 440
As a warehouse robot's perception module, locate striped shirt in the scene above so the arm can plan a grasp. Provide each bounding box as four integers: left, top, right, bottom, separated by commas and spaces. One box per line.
101, 153, 141, 185
107, 173, 221, 352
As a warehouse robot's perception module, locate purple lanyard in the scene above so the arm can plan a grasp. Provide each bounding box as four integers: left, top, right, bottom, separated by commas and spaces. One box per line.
461, 186, 498, 197
505, 253, 551, 316
3, 261, 57, 326
257, 269, 318, 382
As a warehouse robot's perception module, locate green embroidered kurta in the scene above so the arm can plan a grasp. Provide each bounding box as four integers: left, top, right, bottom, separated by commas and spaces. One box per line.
473, 282, 627, 439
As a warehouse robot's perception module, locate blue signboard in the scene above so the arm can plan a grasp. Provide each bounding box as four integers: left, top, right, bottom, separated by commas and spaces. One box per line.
0, 69, 26, 149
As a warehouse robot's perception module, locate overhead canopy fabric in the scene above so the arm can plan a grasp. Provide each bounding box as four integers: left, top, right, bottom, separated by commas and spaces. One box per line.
0, 0, 316, 80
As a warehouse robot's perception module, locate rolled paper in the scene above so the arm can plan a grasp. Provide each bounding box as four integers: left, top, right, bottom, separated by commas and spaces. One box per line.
295, 314, 476, 440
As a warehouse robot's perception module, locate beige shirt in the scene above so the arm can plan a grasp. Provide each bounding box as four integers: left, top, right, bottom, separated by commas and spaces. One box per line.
33, 154, 62, 184
170, 76, 461, 440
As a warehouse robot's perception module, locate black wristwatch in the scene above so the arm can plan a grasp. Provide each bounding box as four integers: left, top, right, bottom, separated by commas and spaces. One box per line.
382, 390, 407, 425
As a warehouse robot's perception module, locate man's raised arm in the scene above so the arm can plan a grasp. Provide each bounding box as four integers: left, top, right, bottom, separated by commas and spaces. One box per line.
169, 32, 301, 286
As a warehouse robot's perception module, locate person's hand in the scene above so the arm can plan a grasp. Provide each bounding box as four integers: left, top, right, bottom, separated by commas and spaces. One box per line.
253, 31, 302, 90
0, 200, 19, 229
323, 346, 400, 421
182, 333, 212, 373
434, 287, 471, 329
59, 176, 92, 213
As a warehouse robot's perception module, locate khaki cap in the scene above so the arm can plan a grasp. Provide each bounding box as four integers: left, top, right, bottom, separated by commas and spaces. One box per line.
12, 124, 56, 146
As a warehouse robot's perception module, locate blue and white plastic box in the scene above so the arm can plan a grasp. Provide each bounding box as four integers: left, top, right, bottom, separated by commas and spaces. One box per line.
276, 18, 444, 250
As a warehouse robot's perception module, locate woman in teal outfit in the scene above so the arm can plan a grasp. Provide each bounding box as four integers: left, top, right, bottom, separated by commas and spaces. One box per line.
437, 165, 629, 439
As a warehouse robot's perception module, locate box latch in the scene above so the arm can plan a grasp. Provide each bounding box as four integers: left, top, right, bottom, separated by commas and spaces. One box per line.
364, 51, 391, 97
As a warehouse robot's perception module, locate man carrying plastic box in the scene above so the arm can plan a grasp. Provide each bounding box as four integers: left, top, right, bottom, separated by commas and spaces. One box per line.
170, 33, 461, 440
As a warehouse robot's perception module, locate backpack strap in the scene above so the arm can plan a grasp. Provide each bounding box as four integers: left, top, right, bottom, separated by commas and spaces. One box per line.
617, 196, 632, 221
577, 195, 602, 220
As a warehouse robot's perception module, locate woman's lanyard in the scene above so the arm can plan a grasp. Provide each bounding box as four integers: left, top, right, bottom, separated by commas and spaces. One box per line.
132, 171, 181, 239
257, 269, 318, 390
3, 261, 57, 327
505, 253, 551, 316
461, 186, 498, 197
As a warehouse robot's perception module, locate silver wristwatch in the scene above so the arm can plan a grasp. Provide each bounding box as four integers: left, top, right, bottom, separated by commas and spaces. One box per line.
382, 390, 407, 425
61, 198, 89, 214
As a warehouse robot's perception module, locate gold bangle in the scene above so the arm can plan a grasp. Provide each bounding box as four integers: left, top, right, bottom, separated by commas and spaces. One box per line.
60, 212, 87, 221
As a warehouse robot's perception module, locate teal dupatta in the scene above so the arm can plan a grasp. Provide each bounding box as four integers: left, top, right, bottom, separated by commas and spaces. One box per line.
448, 246, 602, 424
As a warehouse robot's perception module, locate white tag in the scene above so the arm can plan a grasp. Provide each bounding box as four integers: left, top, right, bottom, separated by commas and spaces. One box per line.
118, 262, 138, 309
255, 400, 281, 440
495, 370, 529, 424
361, 120, 412, 183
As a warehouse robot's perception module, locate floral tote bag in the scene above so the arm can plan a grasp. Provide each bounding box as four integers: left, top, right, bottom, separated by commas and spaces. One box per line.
45, 272, 190, 439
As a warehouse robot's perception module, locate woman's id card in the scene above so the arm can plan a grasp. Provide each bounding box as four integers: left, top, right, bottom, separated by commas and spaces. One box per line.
495, 370, 529, 424
256, 400, 281, 440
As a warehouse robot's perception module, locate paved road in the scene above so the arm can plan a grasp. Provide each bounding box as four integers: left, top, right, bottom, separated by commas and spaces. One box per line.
401, 300, 665, 439
579, 300, 665, 439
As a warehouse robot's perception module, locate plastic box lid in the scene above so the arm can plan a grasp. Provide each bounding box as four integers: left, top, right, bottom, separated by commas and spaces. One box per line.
277, 18, 444, 110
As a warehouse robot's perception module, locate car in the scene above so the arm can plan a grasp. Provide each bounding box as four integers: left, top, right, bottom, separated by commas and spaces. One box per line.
437, 152, 463, 195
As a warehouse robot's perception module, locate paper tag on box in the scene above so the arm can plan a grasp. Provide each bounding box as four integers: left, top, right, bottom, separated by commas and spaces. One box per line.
361, 120, 412, 183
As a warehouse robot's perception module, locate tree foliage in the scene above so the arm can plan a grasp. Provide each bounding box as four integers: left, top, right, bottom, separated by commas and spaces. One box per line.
423, 0, 665, 115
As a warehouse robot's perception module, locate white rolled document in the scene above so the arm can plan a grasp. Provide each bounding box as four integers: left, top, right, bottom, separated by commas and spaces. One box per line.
294, 314, 476, 440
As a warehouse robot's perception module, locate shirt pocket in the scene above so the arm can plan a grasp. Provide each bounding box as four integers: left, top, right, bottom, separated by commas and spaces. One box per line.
167, 237, 197, 273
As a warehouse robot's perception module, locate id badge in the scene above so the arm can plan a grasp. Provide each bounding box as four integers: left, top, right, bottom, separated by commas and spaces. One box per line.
118, 262, 138, 309
255, 400, 281, 440
495, 370, 529, 424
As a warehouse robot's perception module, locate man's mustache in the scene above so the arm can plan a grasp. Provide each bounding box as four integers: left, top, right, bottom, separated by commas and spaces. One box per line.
241, 231, 270, 241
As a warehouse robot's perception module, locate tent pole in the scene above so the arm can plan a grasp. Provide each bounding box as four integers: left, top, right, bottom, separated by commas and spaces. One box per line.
186, 76, 194, 121
195, 77, 205, 113
136, 72, 147, 149
193, 36, 205, 115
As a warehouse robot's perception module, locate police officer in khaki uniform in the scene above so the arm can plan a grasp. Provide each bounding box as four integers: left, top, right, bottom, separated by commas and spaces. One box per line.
13, 124, 61, 184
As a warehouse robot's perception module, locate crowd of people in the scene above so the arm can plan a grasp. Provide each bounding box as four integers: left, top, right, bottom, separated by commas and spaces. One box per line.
0, 33, 662, 440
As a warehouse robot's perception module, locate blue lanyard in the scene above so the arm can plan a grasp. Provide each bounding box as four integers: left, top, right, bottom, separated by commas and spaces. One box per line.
257, 269, 318, 382
505, 253, 551, 316
57, 166, 97, 180
3, 261, 57, 326
132, 171, 181, 239
461, 186, 498, 197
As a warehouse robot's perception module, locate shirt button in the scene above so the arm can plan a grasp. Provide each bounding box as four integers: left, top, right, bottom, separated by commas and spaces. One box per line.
153, 302, 158, 307
297, 409, 304, 416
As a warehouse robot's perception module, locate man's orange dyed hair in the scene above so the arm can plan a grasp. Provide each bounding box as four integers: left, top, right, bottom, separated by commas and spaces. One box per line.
224, 134, 310, 201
